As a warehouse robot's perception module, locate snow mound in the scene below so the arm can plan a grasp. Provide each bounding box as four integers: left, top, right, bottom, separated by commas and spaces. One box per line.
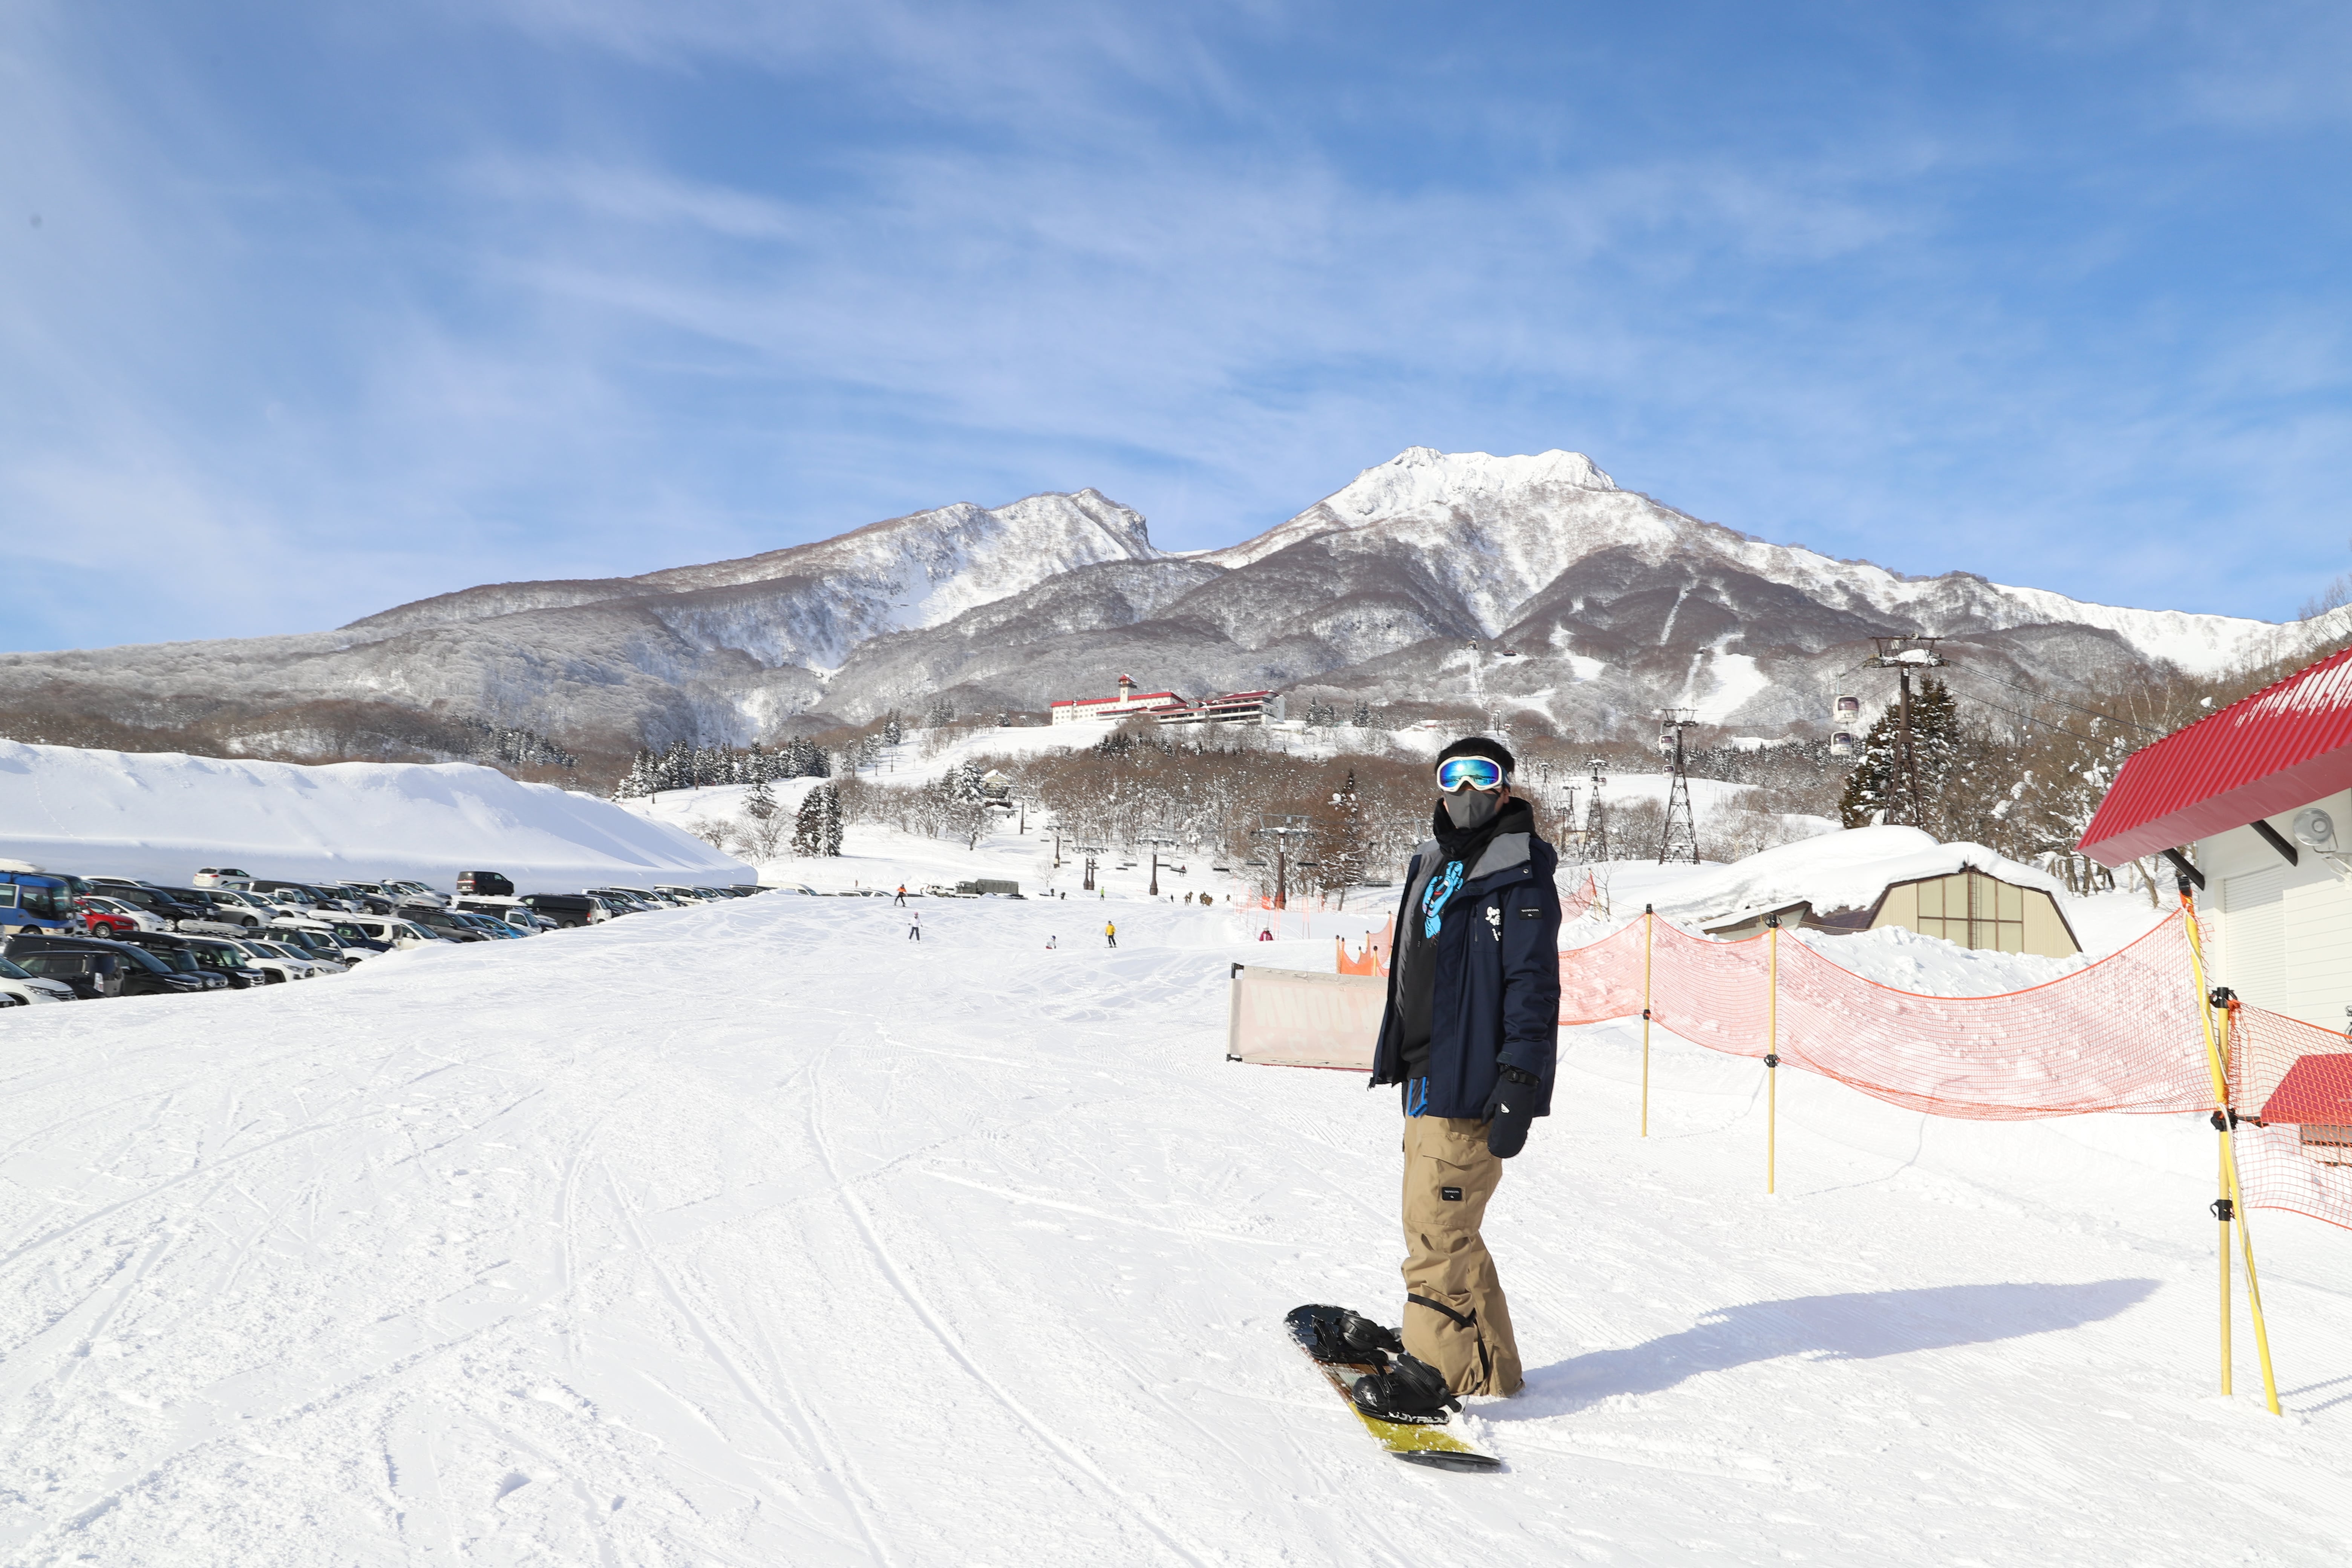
0, 740, 749, 891
1649, 825, 2067, 926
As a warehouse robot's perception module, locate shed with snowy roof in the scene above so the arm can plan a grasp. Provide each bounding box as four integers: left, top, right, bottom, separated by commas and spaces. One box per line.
2080, 645, 2352, 1033
1668, 826, 2081, 957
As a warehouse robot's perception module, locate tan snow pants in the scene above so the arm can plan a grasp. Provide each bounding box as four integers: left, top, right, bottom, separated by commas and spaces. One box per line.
1400, 1115, 1524, 1397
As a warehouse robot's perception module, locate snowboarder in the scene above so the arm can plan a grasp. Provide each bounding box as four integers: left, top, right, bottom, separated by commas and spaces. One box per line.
1046, 934, 1057, 949
1257, 928, 1273, 942
1352, 736, 1560, 1422
894, 884, 907, 906
1104, 921, 1116, 948
907, 910, 921, 942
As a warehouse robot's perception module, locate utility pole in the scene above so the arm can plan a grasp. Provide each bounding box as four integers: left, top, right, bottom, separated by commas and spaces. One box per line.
1585, 756, 1610, 864
1864, 637, 1950, 827
1656, 711, 1698, 865
1078, 842, 1104, 891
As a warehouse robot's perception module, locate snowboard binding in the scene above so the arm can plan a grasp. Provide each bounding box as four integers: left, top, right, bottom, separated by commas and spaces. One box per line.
1348, 1352, 1462, 1426
1286, 1303, 1405, 1368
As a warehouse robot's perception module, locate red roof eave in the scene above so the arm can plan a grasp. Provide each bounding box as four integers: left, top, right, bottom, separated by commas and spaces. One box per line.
2079, 644, 2352, 866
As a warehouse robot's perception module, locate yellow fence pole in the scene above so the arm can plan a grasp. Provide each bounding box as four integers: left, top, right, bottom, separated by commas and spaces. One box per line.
2219, 1134, 2233, 1398
1640, 905, 1654, 1138
2181, 893, 2280, 1414
1766, 917, 1779, 1195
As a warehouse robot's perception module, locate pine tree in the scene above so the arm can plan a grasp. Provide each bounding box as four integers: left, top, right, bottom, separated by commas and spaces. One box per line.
744, 773, 777, 821
792, 788, 825, 856
612, 748, 657, 799
882, 712, 903, 747
817, 782, 844, 856
1351, 699, 1373, 728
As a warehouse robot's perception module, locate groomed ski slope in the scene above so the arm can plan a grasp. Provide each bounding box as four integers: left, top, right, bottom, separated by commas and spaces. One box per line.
0, 889, 2347, 1564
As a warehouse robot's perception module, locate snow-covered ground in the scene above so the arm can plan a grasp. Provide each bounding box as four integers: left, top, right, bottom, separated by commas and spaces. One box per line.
0, 741, 747, 892
0, 825, 2345, 1565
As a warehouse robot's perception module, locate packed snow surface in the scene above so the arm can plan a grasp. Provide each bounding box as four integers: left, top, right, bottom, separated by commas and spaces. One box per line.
0, 818, 2345, 1566
0, 740, 749, 890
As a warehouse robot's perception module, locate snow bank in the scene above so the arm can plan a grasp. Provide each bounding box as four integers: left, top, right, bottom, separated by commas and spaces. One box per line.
0, 740, 749, 891
1646, 824, 2066, 924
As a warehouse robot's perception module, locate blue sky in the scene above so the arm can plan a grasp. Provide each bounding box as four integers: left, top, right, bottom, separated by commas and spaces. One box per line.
3, 1, 2348, 650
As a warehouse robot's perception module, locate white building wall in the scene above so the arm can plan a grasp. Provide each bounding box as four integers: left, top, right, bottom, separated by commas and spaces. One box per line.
2198, 788, 2352, 1032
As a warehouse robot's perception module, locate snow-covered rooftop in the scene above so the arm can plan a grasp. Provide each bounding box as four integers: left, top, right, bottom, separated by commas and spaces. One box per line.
1645, 825, 2067, 925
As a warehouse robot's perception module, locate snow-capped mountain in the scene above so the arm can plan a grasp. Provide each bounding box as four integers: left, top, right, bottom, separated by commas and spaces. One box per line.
0, 449, 2294, 765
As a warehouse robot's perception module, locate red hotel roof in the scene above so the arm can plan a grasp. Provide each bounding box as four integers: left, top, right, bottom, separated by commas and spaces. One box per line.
1049, 690, 1179, 709
2079, 644, 2352, 866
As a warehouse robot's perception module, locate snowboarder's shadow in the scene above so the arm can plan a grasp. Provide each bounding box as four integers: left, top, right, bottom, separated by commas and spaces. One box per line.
1490, 1279, 2158, 1419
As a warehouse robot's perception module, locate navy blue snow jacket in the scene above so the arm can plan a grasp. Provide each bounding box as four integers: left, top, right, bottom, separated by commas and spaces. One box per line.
1368, 809, 1563, 1121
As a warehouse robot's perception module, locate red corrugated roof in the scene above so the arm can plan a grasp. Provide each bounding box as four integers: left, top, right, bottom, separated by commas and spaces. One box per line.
2260, 1052, 2352, 1125
2079, 645, 2352, 865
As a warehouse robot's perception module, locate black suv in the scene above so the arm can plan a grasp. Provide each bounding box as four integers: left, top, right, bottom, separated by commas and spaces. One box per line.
456, 870, 514, 897
4, 934, 222, 995
112, 930, 272, 989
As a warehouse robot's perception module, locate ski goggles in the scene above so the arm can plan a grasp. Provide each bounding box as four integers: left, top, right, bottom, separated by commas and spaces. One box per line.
1435, 756, 1509, 793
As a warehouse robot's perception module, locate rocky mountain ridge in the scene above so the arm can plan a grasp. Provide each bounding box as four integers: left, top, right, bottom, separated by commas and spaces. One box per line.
0, 449, 2293, 770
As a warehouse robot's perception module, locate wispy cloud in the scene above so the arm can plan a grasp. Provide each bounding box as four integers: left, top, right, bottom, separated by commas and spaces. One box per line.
1, 0, 2346, 652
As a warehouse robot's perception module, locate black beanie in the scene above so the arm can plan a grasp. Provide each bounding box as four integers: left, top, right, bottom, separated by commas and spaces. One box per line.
1435, 734, 1516, 777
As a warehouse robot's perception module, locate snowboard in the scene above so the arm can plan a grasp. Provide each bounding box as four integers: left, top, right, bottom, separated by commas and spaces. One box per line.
1285, 1305, 1502, 1472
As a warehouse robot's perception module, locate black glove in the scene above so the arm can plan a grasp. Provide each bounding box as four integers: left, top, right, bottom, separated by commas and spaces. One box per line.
1484, 1066, 1540, 1159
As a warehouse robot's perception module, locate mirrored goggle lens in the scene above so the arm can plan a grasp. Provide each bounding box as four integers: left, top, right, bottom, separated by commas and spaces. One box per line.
1436, 757, 1506, 792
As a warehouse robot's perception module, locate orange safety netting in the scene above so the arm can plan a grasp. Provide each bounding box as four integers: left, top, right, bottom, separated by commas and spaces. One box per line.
2227, 1003, 2352, 1232
1556, 909, 2352, 1230
1560, 870, 1600, 921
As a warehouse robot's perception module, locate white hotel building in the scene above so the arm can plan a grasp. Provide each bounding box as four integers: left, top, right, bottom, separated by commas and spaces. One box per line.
1049, 675, 1283, 728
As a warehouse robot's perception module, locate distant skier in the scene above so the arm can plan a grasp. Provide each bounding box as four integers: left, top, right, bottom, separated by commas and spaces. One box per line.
907, 910, 921, 942
1104, 921, 1116, 948
1046, 934, 1058, 949
1351, 736, 1560, 1423
1257, 928, 1273, 942
894, 884, 907, 906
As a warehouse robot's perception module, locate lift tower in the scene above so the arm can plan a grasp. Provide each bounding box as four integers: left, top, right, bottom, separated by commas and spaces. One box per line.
1656, 710, 1700, 865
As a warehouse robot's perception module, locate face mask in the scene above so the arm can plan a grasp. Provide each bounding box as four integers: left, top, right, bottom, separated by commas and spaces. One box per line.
1442, 788, 1501, 831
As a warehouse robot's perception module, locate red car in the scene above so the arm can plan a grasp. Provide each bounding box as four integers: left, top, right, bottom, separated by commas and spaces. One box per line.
74, 897, 147, 939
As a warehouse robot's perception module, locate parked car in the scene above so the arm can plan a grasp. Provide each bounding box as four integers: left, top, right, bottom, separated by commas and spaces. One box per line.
78, 881, 214, 930
74, 895, 160, 938
145, 887, 259, 935
455, 870, 514, 897
337, 916, 442, 951
254, 936, 346, 975
381, 880, 446, 908
452, 897, 551, 933
518, 893, 604, 928
191, 867, 254, 889
228, 937, 329, 981
0, 951, 78, 1004
187, 888, 280, 928
4, 934, 224, 995
113, 931, 271, 989
250, 880, 360, 914
398, 906, 493, 942
270, 919, 387, 964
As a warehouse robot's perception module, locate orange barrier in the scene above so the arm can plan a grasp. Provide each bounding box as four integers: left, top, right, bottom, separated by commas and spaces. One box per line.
1337, 917, 1392, 977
